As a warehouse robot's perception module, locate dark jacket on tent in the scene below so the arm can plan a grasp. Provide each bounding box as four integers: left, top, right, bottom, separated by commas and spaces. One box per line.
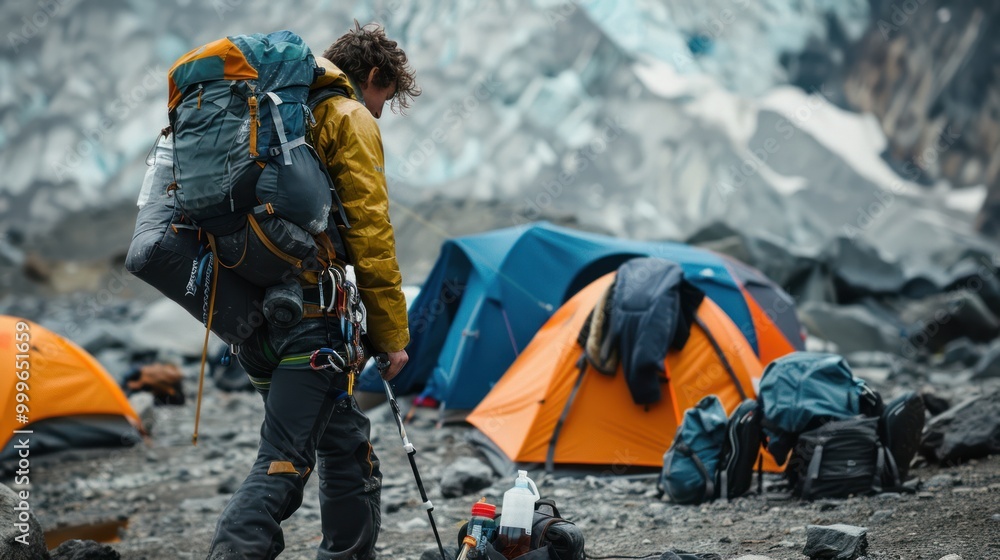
598, 258, 704, 405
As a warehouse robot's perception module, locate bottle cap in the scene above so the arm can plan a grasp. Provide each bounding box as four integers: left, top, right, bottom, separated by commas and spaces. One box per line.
471, 501, 497, 518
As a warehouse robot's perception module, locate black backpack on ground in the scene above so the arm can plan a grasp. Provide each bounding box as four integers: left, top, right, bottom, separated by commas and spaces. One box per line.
783, 390, 926, 500
716, 399, 764, 500
786, 415, 887, 500
527, 499, 585, 560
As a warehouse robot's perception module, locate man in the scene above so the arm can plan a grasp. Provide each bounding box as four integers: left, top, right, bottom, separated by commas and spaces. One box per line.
208, 22, 419, 560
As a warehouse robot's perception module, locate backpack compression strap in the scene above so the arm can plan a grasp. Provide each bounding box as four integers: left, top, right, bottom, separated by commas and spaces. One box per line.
674, 442, 715, 503
262, 92, 307, 166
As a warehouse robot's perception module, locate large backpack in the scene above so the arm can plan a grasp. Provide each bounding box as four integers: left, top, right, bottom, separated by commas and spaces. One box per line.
167, 30, 346, 287
757, 352, 883, 465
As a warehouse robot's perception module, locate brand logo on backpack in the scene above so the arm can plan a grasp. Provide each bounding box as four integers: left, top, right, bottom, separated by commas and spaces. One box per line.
236, 118, 251, 144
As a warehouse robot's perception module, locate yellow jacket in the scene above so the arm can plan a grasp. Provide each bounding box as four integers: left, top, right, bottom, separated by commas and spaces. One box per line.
310, 58, 409, 353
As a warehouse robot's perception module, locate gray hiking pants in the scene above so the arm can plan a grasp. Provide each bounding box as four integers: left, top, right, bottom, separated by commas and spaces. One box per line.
207, 319, 381, 560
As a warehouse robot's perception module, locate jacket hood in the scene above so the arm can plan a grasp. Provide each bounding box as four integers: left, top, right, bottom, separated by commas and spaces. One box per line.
312, 57, 358, 100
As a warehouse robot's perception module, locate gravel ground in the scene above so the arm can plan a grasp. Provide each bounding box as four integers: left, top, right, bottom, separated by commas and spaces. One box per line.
9, 375, 1000, 560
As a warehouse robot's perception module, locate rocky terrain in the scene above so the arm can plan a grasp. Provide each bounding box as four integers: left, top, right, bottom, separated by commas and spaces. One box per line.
5, 364, 999, 560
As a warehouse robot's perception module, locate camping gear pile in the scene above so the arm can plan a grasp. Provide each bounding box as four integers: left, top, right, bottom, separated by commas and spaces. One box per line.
466, 251, 790, 473
452, 473, 586, 560
659, 352, 927, 503
455, 251, 928, 505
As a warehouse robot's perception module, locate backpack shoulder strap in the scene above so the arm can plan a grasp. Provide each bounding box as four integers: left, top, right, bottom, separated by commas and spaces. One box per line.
308, 85, 351, 112
801, 442, 824, 499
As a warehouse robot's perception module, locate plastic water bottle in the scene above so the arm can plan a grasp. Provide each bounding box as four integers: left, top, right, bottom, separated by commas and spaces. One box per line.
497, 470, 539, 558
137, 134, 173, 209
466, 499, 497, 558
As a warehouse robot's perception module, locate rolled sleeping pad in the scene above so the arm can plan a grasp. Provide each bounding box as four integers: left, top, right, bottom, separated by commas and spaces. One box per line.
126, 135, 265, 346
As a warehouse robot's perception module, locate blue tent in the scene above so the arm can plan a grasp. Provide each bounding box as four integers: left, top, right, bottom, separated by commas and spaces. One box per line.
361, 222, 795, 410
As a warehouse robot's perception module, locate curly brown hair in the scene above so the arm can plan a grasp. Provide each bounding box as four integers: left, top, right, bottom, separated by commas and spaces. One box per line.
323, 21, 420, 114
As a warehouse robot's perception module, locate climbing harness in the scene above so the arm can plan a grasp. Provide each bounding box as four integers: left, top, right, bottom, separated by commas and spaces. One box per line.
309, 263, 367, 396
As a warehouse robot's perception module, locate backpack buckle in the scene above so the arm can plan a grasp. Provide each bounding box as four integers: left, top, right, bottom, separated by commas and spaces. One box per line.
269, 146, 282, 158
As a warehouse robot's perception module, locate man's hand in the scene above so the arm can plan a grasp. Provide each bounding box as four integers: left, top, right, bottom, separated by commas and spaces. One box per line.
381, 349, 408, 380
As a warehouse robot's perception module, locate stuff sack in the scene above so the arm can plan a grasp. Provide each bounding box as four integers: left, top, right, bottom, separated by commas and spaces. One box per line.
758, 352, 882, 464
658, 395, 728, 504
787, 416, 886, 500
127, 134, 265, 346
716, 399, 763, 500
167, 30, 342, 287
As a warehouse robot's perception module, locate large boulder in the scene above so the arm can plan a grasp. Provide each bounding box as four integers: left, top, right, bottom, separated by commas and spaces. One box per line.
0, 483, 48, 560
900, 290, 1000, 354
803, 524, 868, 560
439, 457, 495, 498
824, 236, 907, 300
798, 301, 901, 354
921, 391, 1000, 464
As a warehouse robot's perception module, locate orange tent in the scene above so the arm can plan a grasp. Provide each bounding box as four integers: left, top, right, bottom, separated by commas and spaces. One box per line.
467, 274, 782, 472
0, 316, 143, 459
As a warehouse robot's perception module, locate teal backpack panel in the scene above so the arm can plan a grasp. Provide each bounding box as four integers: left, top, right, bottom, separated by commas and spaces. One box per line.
659, 395, 728, 504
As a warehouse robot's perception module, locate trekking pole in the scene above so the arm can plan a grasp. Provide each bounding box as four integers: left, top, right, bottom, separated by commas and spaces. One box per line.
377, 355, 448, 560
